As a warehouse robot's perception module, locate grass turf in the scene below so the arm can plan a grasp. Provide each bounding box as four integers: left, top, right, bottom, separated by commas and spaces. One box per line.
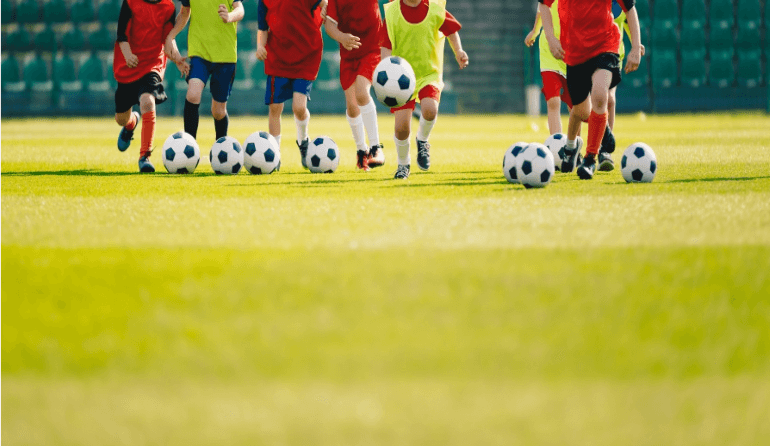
2, 113, 770, 445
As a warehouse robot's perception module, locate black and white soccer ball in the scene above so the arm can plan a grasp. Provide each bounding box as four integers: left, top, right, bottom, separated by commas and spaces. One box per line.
502, 141, 529, 184
162, 131, 200, 174
621, 142, 657, 183
307, 136, 340, 173
373, 56, 416, 108
544, 133, 567, 172
244, 131, 280, 175
515, 143, 555, 188
209, 136, 243, 175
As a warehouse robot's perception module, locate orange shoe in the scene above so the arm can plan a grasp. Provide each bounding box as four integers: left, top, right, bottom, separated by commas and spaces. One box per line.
356, 149, 370, 171
368, 143, 385, 168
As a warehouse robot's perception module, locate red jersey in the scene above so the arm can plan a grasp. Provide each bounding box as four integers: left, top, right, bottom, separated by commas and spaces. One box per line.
326, 0, 382, 60
379, 0, 462, 50
113, 0, 176, 84
258, 0, 324, 81
540, 0, 630, 66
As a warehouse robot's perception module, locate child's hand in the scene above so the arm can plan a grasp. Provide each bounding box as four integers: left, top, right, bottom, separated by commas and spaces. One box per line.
320, 0, 328, 21
218, 4, 230, 23
625, 45, 643, 73
340, 33, 361, 51
547, 36, 564, 59
125, 52, 139, 68
175, 57, 190, 77
456, 50, 469, 69
256, 45, 268, 61
524, 29, 537, 47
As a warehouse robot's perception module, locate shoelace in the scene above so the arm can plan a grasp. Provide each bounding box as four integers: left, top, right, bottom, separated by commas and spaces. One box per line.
418, 143, 430, 157
396, 165, 408, 177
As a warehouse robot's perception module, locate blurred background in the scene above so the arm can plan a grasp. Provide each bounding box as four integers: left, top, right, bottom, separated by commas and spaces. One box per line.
1, 0, 768, 116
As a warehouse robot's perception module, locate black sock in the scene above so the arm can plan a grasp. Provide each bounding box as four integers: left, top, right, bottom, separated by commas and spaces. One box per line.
214, 114, 229, 140
184, 100, 200, 138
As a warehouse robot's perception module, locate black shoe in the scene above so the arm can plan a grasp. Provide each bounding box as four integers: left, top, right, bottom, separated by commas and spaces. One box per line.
600, 125, 616, 154
138, 154, 155, 173
577, 153, 597, 180
297, 139, 309, 169
416, 140, 430, 171
597, 151, 615, 171
560, 137, 582, 173
394, 164, 410, 179
369, 143, 385, 168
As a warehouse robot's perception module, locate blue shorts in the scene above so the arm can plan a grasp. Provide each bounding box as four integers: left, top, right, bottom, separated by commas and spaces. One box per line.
264, 76, 313, 105
187, 56, 236, 103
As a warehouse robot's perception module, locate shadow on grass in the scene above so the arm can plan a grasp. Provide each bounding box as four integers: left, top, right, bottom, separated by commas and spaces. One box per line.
665, 176, 770, 184
2, 169, 146, 177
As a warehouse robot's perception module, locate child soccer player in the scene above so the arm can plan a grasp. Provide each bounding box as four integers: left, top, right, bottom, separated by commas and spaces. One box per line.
524, 0, 573, 135
256, 0, 327, 169
114, 0, 186, 173
324, 0, 384, 171
165, 0, 244, 142
539, 0, 643, 180
381, 0, 469, 179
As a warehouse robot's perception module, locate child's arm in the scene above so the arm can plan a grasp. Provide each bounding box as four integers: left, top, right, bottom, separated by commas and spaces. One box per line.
116, 0, 138, 68
525, 11, 541, 47
256, 30, 268, 60
447, 32, 469, 70
324, 19, 361, 52
218, 1, 244, 24
623, 6, 644, 73
538, 2, 563, 59
255, 0, 268, 61
165, 5, 191, 59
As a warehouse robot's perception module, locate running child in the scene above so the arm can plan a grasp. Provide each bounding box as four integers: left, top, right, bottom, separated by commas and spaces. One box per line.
381, 0, 469, 180
114, 0, 187, 173
538, 0, 643, 179
256, 0, 327, 168
324, 0, 385, 171
165, 0, 244, 142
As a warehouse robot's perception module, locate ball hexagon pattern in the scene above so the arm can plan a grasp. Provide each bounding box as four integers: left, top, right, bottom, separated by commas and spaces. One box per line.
243, 131, 281, 175
209, 136, 243, 175
161, 131, 200, 174
621, 142, 657, 183
544, 133, 567, 172
306, 136, 340, 173
372, 56, 416, 109
502, 141, 529, 184
515, 143, 555, 189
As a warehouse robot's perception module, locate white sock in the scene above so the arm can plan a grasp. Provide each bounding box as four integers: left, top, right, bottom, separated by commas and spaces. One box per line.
346, 113, 368, 152
360, 98, 380, 147
295, 112, 309, 143
416, 115, 436, 142
395, 136, 410, 166
275, 135, 282, 148
566, 139, 577, 150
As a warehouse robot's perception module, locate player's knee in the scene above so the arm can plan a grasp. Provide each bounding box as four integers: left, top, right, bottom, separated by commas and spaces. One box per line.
346, 102, 360, 118
186, 91, 202, 104
546, 97, 561, 111
211, 103, 227, 120
139, 95, 155, 115
355, 89, 370, 106
421, 104, 438, 121
115, 113, 128, 126
395, 122, 410, 140
292, 104, 307, 120
572, 105, 590, 122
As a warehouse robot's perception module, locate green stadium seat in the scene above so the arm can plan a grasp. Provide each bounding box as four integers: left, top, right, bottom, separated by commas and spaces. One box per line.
623, 59, 649, 88
2, 0, 14, 24
736, 49, 761, 87
651, 20, 677, 51
242, 0, 259, 23
709, 20, 733, 51
681, 0, 705, 23
634, 0, 650, 20
97, 0, 121, 23
88, 25, 115, 51
736, 0, 760, 24
53, 53, 78, 84
251, 59, 267, 90
652, 0, 678, 23
316, 52, 340, 91
24, 53, 53, 91
709, 49, 735, 87
231, 55, 254, 91
62, 26, 86, 52
2, 55, 21, 85
735, 21, 761, 50
70, 0, 95, 23
79, 53, 112, 91
322, 28, 338, 52
681, 49, 706, 87
651, 49, 677, 88
680, 20, 706, 51
6, 27, 33, 52
175, 26, 189, 52
15, 1, 42, 23
43, 0, 69, 24
709, 0, 734, 28
237, 26, 254, 50
34, 26, 58, 53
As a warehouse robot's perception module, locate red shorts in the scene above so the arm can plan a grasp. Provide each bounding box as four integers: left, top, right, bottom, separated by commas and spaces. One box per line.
541, 71, 572, 108
339, 52, 381, 91
390, 84, 441, 113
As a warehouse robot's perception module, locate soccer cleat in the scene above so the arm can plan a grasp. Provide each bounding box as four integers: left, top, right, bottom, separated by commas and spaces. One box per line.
138, 154, 155, 173
577, 153, 597, 180
416, 139, 430, 171
368, 143, 385, 168
356, 149, 370, 171
597, 151, 615, 171
393, 164, 410, 179
297, 138, 309, 169
117, 111, 140, 152
560, 136, 583, 173
600, 125, 616, 153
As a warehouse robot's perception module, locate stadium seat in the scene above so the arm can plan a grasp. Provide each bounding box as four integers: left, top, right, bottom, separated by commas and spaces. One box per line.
237, 26, 254, 51
736, 49, 761, 87
709, 0, 734, 28
43, 0, 69, 24
24, 53, 53, 90
623, 58, 650, 88
15, 1, 43, 23
2, 0, 14, 24
735, 20, 761, 50
316, 52, 340, 91
70, 0, 95, 23
708, 49, 735, 87
175, 26, 189, 52
681, 49, 706, 87
79, 53, 109, 88
34, 26, 58, 53
97, 0, 121, 23
736, 0, 760, 24
681, 0, 705, 24
88, 25, 115, 51
651, 0, 678, 24
62, 26, 86, 52
680, 20, 706, 52
634, 0, 650, 24
6, 27, 33, 53
651, 20, 678, 51
242, 0, 259, 23
651, 49, 677, 88
322, 28, 338, 52
251, 59, 267, 90
708, 20, 734, 51
1, 55, 21, 86
53, 53, 78, 85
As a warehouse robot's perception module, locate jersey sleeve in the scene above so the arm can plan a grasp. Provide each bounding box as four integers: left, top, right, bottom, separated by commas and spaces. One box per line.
257, 0, 268, 31
619, 0, 635, 12
380, 18, 392, 49
180, 0, 190, 7
538, 0, 555, 6
440, 11, 462, 36
116, 0, 132, 42
326, 0, 338, 24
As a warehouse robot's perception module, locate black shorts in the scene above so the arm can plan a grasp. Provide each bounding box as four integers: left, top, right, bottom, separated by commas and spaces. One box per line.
114, 72, 167, 113
566, 53, 622, 107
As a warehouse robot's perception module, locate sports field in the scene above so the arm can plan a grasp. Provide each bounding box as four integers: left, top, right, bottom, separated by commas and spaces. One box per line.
2, 112, 770, 445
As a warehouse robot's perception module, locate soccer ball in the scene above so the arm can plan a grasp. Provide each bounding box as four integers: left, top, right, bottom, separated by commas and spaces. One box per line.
306, 136, 340, 173
515, 143, 555, 188
621, 142, 657, 183
544, 133, 567, 172
244, 131, 280, 175
162, 131, 200, 174
209, 136, 243, 175
373, 56, 416, 108
502, 141, 529, 184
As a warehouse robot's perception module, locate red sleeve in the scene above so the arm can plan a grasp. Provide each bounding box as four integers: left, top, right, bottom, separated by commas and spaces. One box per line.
539, 0, 555, 6
380, 18, 392, 49
439, 11, 462, 36
326, 0, 338, 23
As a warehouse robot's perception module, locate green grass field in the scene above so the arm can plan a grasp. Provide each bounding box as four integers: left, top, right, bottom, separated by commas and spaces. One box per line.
2, 112, 770, 445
